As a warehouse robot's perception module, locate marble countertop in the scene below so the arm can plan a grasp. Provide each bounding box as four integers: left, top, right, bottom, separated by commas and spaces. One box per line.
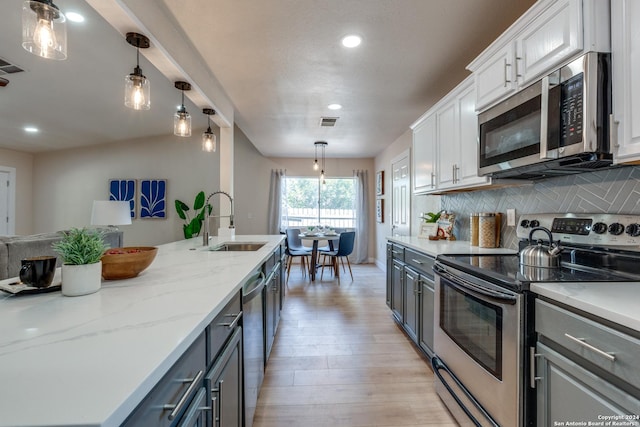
386, 235, 517, 257
0, 235, 284, 427
531, 282, 640, 333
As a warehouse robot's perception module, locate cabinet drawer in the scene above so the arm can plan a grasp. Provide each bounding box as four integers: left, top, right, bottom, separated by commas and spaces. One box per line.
536, 299, 640, 390
207, 291, 242, 365
405, 249, 434, 278
122, 334, 206, 427
390, 244, 405, 262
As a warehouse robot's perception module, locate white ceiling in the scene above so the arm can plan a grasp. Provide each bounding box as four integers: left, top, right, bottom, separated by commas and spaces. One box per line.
0, 0, 536, 158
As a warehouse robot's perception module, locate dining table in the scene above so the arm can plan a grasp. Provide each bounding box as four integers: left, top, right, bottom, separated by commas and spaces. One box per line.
299, 233, 339, 281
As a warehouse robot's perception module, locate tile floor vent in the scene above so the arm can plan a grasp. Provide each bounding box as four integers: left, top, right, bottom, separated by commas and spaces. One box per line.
0, 57, 25, 76
320, 117, 338, 127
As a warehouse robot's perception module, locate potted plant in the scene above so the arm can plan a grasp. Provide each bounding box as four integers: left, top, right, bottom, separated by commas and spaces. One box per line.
175, 191, 212, 239
52, 228, 109, 296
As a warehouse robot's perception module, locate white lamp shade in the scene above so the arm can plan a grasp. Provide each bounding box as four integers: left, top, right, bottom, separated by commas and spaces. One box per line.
91, 201, 132, 226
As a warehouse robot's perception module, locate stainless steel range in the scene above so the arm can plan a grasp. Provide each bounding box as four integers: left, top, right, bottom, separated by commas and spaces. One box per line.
432, 213, 640, 427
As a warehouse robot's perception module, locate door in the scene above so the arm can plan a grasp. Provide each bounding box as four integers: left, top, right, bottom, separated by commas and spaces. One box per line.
0, 168, 15, 235
391, 152, 410, 236
206, 328, 243, 427
403, 266, 419, 342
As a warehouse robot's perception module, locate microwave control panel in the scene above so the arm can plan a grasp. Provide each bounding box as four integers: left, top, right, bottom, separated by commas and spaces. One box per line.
560, 73, 584, 146
516, 213, 640, 247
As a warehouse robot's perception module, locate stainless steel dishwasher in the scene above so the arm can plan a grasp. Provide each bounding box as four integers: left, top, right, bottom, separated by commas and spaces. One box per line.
242, 270, 265, 427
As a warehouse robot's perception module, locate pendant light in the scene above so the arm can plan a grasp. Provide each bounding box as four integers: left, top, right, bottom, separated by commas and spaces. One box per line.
314, 141, 327, 182
202, 108, 216, 152
173, 81, 191, 137
124, 32, 150, 110
22, 0, 67, 60
313, 143, 319, 171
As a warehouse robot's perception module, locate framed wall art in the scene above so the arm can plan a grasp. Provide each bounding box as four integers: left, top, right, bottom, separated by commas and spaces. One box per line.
376, 199, 384, 223
140, 179, 167, 219
376, 170, 384, 196
109, 179, 136, 219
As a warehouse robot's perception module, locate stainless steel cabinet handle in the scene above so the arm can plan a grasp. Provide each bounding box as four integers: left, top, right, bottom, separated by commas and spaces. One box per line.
219, 311, 243, 329
411, 259, 423, 265
452, 164, 456, 183
529, 347, 542, 389
164, 369, 204, 420
504, 59, 511, 86
563, 333, 616, 362
405, 272, 416, 281
610, 114, 620, 149
210, 395, 217, 427
430, 172, 435, 188
515, 56, 522, 78
391, 250, 402, 255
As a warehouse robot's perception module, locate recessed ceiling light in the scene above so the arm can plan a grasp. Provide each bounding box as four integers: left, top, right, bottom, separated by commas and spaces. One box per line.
24, 126, 39, 133
341, 35, 362, 48
65, 12, 85, 23
328, 104, 342, 110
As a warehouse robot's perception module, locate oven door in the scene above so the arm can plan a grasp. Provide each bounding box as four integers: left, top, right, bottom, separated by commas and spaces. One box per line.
433, 262, 522, 427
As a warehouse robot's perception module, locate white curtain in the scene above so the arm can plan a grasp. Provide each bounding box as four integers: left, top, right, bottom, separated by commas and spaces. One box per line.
267, 169, 286, 234
353, 169, 369, 263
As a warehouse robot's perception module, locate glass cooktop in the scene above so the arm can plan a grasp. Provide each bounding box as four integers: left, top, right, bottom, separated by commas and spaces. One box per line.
437, 253, 640, 292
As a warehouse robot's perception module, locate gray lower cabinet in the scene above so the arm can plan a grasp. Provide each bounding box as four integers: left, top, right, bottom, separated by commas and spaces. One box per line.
390, 259, 404, 322
535, 299, 640, 426
205, 327, 243, 427
386, 242, 436, 358
419, 277, 435, 356
121, 334, 207, 427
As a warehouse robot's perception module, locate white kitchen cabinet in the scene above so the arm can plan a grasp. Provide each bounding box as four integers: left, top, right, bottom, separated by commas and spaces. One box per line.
611, 0, 640, 164
470, 0, 609, 111
436, 78, 490, 191
411, 112, 436, 193
411, 76, 489, 194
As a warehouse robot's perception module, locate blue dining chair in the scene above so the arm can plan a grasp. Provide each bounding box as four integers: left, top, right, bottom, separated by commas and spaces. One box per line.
285, 229, 311, 282
320, 231, 355, 281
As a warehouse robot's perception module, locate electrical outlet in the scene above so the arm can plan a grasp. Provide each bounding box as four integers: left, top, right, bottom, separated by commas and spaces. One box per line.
507, 209, 516, 226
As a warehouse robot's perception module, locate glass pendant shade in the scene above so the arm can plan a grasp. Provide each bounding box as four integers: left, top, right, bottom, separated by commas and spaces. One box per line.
202, 129, 216, 152
22, 0, 67, 60
173, 81, 192, 137
313, 160, 319, 171
174, 108, 191, 137
124, 33, 150, 110
124, 71, 150, 110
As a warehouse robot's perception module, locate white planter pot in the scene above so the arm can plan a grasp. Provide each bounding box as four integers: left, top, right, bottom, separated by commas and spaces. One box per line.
61, 262, 102, 297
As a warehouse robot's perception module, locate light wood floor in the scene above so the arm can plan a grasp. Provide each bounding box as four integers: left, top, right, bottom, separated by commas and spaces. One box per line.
253, 263, 457, 427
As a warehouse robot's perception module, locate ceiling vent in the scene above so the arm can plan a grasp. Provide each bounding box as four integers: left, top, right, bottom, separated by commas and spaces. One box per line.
320, 116, 339, 127
0, 57, 25, 76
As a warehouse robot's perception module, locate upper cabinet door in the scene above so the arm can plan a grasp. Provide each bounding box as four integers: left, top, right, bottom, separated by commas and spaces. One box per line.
458, 85, 486, 186
475, 42, 517, 111
612, 0, 640, 164
435, 100, 458, 189
412, 113, 437, 194
516, 0, 583, 85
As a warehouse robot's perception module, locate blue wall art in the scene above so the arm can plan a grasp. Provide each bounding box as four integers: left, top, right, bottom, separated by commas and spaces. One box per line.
140, 179, 167, 219
109, 179, 136, 219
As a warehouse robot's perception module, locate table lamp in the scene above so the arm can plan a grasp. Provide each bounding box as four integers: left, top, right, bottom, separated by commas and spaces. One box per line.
91, 200, 132, 230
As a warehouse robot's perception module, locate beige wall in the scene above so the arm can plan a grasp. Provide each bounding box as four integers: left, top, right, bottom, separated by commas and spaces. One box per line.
233, 126, 376, 260
31, 128, 220, 246
0, 148, 34, 235
373, 129, 441, 269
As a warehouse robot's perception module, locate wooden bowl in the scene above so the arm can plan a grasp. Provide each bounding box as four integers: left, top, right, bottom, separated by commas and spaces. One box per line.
101, 247, 158, 280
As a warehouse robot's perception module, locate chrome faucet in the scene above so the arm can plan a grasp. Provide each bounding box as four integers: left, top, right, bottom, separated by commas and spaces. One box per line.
203, 191, 235, 246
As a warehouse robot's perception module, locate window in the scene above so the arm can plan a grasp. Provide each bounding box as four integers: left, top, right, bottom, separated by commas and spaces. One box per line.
281, 177, 356, 229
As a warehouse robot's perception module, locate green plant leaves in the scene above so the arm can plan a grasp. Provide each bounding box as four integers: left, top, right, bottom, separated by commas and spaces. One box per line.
175, 191, 211, 239
52, 228, 109, 265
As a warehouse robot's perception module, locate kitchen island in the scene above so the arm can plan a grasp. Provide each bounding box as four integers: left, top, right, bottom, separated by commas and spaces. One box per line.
0, 235, 284, 427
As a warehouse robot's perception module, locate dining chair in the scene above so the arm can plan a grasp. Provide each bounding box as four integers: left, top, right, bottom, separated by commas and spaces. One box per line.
320, 231, 355, 281
285, 229, 311, 282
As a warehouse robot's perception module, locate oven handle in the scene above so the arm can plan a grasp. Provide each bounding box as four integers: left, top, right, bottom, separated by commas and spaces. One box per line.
431, 356, 499, 427
434, 264, 518, 305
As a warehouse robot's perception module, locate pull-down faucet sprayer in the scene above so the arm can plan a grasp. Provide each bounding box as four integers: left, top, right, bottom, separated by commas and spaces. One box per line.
203, 191, 235, 246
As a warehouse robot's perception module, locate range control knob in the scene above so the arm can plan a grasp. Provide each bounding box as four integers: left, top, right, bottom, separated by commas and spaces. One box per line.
520, 219, 530, 228
625, 223, 640, 237
529, 220, 540, 228
608, 222, 625, 236
592, 222, 608, 234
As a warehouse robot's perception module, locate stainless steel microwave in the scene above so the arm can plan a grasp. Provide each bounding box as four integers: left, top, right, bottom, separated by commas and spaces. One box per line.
478, 52, 612, 179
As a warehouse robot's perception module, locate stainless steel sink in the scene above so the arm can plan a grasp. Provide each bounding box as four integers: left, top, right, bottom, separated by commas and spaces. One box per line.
208, 242, 266, 252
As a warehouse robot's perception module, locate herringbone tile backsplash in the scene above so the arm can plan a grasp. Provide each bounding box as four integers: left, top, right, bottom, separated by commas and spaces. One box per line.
441, 165, 640, 249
